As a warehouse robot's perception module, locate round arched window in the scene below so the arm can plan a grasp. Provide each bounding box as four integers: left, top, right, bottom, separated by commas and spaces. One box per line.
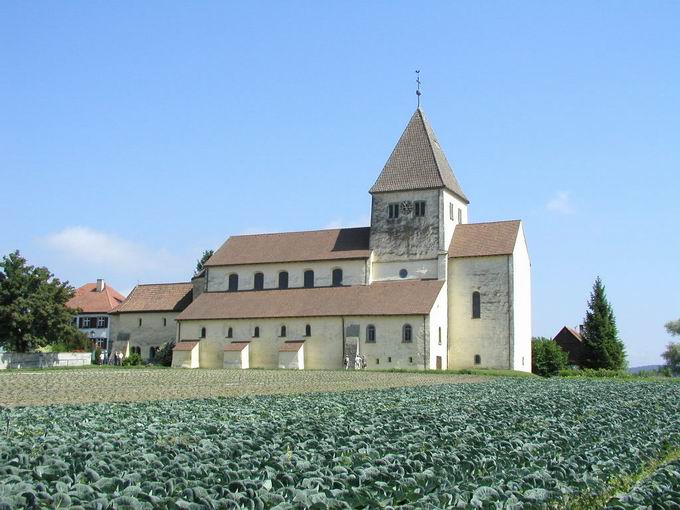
399, 268, 408, 278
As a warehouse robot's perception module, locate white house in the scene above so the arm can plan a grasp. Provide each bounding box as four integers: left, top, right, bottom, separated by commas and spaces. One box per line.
172, 108, 532, 371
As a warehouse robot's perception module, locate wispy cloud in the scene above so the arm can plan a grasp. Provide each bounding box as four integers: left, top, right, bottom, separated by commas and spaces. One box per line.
546, 191, 574, 215
42, 226, 177, 274
323, 215, 371, 230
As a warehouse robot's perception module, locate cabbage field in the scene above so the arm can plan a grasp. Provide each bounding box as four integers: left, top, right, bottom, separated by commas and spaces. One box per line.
0, 378, 679, 509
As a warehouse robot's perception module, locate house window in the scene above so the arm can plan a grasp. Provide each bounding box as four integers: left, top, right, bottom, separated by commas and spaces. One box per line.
278, 271, 288, 289
226, 327, 233, 339
332, 268, 343, 286
228, 273, 239, 292
305, 324, 311, 337
402, 324, 412, 343
450, 203, 455, 221
472, 291, 481, 319
96, 317, 107, 328
303, 270, 314, 288
254, 272, 264, 290
138, 318, 142, 327
366, 325, 376, 343
162, 318, 167, 327
458, 208, 463, 224
474, 354, 481, 365
409, 357, 413, 363
280, 325, 287, 337
414, 201, 426, 217
253, 326, 260, 338
131, 346, 141, 355
388, 203, 399, 219
438, 327, 442, 345
200, 327, 206, 338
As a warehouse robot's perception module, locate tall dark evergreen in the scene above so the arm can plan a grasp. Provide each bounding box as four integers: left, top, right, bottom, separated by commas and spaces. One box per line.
195, 249, 214, 274
581, 276, 626, 370
0, 251, 86, 352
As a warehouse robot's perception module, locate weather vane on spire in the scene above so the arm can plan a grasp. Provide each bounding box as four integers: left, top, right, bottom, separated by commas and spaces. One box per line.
415, 70, 422, 108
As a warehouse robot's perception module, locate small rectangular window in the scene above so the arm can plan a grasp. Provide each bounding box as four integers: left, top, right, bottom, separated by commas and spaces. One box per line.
450, 203, 454, 221
163, 318, 167, 327
138, 318, 142, 327
458, 208, 463, 224
388, 357, 392, 363
409, 357, 413, 363
414, 201, 426, 217
97, 317, 107, 328
438, 327, 442, 345
388, 203, 399, 219
376, 358, 380, 365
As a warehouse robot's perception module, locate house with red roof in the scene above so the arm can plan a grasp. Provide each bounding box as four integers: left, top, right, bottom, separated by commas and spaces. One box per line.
66, 279, 126, 354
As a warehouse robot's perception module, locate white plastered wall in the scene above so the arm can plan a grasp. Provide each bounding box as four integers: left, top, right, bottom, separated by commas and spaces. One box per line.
207, 259, 367, 291
440, 190, 469, 253
448, 255, 513, 370
110, 312, 179, 360
428, 283, 449, 369
511, 223, 532, 372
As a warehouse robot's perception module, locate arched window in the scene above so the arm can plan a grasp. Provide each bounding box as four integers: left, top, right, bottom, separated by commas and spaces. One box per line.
254, 272, 264, 290
305, 324, 311, 337
278, 271, 288, 289
304, 270, 314, 288
402, 324, 412, 343
332, 268, 343, 287
226, 327, 233, 339
474, 354, 481, 365
253, 326, 260, 338
366, 325, 376, 343
200, 327, 206, 338
228, 273, 239, 292
472, 291, 481, 319
149, 346, 157, 359
280, 325, 287, 337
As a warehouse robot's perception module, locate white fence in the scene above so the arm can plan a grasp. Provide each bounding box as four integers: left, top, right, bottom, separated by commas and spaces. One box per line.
0, 352, 92, 370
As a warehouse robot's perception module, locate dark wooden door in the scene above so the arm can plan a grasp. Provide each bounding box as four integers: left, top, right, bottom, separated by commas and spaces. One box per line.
436, 356, 442, 370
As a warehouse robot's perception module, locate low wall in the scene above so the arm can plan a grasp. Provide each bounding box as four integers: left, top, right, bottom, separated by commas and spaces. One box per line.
0, 352, 92, 370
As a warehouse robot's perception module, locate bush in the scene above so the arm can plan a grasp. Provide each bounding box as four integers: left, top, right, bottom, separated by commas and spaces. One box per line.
559, 368, 630, 378
122, 353, 143, 366
154, 341, 175, 367
532, 337, 568, 377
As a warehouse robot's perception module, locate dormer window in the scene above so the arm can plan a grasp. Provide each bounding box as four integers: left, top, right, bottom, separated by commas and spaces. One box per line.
388, 203, 399, 219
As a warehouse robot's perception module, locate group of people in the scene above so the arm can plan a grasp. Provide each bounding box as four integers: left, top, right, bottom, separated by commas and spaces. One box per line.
344, 354, 367, 370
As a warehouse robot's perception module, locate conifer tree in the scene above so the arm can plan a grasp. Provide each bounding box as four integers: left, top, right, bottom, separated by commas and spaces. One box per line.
581, 276, 627, 370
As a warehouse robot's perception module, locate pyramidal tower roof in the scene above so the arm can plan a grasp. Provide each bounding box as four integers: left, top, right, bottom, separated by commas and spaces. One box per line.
369, 108, 468, 203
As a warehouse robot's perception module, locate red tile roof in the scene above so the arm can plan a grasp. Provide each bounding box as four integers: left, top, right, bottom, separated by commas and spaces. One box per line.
67, 283, 126, 313
279, 340, 304, 352
205, 227, 371, 267
223, 341, 250, 352
112, 283, 193, 313
449, 220, 522, 258
173, 341, 199, 351
177, 280, 444, 321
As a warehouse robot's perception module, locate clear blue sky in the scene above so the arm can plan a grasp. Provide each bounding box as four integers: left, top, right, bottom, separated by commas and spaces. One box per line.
1, 1, 678, 367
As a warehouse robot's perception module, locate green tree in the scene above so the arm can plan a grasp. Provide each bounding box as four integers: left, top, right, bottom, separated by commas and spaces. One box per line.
666, 319, 680, 337
532, 337, 569, 376
195, 249, 214, 274
661, 343, 680, 376
0, 251, 87, 352
581, 277, 627, 370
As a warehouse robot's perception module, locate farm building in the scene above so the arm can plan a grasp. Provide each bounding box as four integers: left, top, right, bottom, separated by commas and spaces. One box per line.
172, 107, 533, 371
553, 326, 586, 366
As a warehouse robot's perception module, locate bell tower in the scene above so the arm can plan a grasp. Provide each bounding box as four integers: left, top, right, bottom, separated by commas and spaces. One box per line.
368, 108, 469, 281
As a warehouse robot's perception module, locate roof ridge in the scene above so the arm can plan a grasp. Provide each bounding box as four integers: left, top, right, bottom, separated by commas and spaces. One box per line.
461, 219, 522, 226
134, 282, 192, 287
419, 109, 447, 190
232, 226, 370, 239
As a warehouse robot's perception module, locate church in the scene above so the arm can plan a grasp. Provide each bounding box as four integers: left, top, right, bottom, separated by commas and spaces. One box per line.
170, 107, 532, 372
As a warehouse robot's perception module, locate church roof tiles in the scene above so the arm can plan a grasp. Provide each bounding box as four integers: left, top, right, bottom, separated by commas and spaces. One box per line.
205, 227, 371, 267
369, 108, 468, 203
112, 282, 193, 313
448, 220, 522, 258
176, 280, 444, 321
